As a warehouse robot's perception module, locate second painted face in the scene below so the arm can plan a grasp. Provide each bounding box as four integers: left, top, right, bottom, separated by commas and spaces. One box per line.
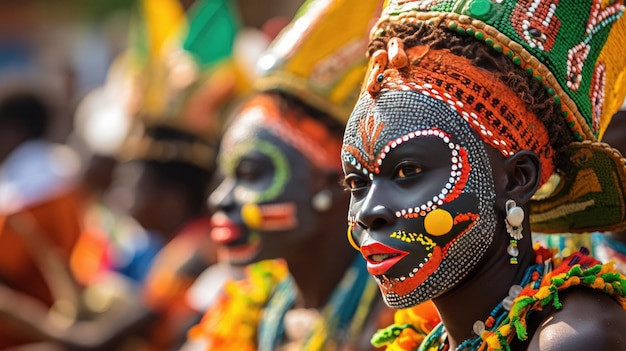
208, 102, 322, 266
342, 90, 497, 308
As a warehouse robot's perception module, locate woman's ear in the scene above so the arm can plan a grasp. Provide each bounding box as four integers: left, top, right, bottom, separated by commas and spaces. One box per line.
312, 169, 345, 194
503, 150, 541, 205
311, 169, 347, 212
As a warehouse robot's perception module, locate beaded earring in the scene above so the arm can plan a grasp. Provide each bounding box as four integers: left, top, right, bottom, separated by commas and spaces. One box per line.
311, 189, 333, 212
505, 200, 524, 264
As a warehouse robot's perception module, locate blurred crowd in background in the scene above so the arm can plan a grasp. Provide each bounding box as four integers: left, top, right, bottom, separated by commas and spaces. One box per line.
0, 0, 302, 143
4, 1, 626, 350
0, 0, 305, 349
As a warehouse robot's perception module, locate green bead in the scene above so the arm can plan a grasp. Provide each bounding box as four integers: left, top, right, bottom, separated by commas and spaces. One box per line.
554, 95, 561, 106
573, 131, 581, 140
468, 0, 492, 19
475, 31, 485, 40
448, 21, 458, 30
547, 88, 555, 96
466, 27, 475, 36
525, 67, 534, 75
493, 44, 503, 53
512, 56, 522, 65
562, 110, 569, 118
485, 38, 494, 46
457, 26, 467, 35
567, 120, 575, 127
534, 75, 542, 83
506, 50, 514, 58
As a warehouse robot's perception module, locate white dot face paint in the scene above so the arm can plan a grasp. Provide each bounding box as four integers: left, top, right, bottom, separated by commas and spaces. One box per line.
210, 114, 321, 266
342, 90, 498, 307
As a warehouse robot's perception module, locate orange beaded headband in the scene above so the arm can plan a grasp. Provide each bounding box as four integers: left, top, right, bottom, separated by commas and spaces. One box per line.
232, 94, 343, 171
366, 45, 555, 185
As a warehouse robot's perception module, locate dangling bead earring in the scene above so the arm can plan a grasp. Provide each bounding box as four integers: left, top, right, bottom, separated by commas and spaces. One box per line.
312, 189, 332, 212
505, 200, 524, 264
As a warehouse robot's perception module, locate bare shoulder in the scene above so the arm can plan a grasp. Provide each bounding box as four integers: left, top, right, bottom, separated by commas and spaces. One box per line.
527, 286, 626, 351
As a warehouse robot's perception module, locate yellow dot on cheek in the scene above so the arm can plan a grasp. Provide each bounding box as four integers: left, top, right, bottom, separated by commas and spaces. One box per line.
424, 208, 453, 236
241, 203, 263, 229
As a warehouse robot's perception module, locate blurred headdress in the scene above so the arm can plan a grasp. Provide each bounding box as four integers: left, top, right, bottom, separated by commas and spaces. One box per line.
222, 0, 382, 171
358, 0, 626, 233
223, 0, 384, 173
122, 0, 246, 171
254, 0, 383, 124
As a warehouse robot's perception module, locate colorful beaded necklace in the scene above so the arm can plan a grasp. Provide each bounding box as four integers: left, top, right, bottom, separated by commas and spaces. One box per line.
373, 245, 626, 351
258, 256, 379, 351
187, 259, 289, 351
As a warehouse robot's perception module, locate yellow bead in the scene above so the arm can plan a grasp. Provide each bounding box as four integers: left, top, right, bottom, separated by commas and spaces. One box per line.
241, 203, 262, 229
424, 208, 453, 236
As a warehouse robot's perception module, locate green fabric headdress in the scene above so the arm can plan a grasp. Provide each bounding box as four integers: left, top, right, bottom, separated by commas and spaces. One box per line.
370, 0, 626, 233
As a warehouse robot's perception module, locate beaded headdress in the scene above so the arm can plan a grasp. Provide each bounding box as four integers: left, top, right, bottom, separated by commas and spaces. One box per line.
359, 0, 626, 233
254, 0, 383, 125
121, 0, 246, 171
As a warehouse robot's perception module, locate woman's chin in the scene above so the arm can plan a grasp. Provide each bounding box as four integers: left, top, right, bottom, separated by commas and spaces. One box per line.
217, 243, 261, 266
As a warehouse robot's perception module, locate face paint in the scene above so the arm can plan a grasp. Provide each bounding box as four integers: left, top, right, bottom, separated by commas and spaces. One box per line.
209, 104, 322, 266
221, 138, 291, 204
342, 90, 497, 307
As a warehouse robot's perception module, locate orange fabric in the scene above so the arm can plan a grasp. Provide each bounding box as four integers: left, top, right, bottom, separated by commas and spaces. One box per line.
0, 188, 85, 347
70, 225, 110, 286
141, 217, 215, 351
0, 189, 84, 304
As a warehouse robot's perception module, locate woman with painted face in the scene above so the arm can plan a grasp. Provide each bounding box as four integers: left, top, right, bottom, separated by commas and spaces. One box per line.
341, 1, 626, 350
183, 0, 399, 350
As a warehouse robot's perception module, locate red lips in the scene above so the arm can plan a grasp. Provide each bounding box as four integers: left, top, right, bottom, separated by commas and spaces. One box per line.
210, 212, 241, 244
361, 241, 409, 276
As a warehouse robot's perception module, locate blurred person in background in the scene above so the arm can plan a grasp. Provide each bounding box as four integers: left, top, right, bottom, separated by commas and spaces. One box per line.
183, 1, 401, 350
0, 80, 147, 351
0, 79, 87, 349
67, 53, 151, 287
0, 0, 256, 349
116, 0, 259, 348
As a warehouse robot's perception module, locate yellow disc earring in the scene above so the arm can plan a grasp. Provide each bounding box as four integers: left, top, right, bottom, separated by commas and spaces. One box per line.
347, 223, 361, 251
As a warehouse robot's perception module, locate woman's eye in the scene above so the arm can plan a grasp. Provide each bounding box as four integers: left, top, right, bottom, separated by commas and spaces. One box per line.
397, 164, 422, 178
343, 175, 368, 191
236, 162, 258, 181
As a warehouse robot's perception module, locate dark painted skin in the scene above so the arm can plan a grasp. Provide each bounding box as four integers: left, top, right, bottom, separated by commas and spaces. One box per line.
342, 90, 626, 350
346, 136, 480, 298
343, 90, 500, 308
209, 123, 330, 265
208, 93, 391, 350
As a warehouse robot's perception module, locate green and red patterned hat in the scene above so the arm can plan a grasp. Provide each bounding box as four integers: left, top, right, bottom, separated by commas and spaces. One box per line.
366, 0, 626, 233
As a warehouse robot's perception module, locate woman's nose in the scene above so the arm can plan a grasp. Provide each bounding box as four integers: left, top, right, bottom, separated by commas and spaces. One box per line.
356, 185, 396, 230
208, 178, 236, 212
